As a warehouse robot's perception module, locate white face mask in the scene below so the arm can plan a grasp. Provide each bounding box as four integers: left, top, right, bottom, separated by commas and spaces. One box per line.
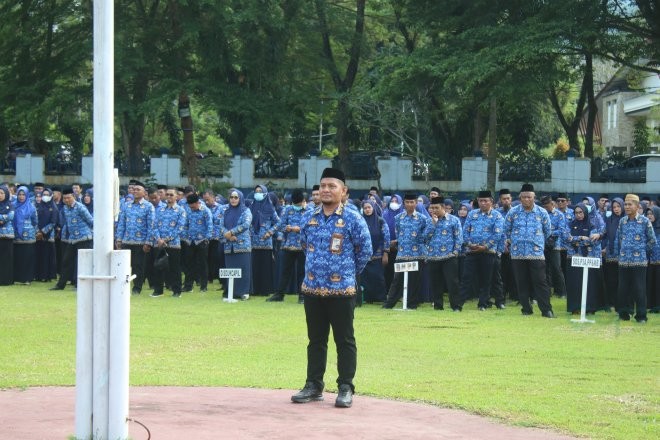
42, 195, 52, 203
254, 193, 265, 202
389, 202, 400, 211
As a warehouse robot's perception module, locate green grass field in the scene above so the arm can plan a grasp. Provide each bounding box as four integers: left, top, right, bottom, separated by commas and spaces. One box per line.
0, 282, 658, 439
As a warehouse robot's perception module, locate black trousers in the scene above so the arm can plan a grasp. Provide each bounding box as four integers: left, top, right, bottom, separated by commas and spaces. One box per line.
384, 260, 423, 308
55, 240, 92, 288
501, 252, 517, 301
126, 244, 147, 293
277, 250, 305, 294
153, 247, 182, 295
460, 253, 496, 308
544, 249, 567, 297
489, 255, 506, 307
617, 266, 647, 321
603, 260, 619, 310
427, 258, 460, 309
207, 239, 220, 284
511, 259, 552, 314
304, 295, 356, 392
184, 241, 209, 290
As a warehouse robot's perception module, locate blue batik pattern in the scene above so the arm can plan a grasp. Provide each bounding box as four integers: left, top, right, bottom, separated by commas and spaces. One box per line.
613, 214, 657, 267
250, 210, 280, 250
504, 204, 551, 260
463, 208, 504, 255
115, 198, 155, 245
218, 207, 253, 254
61, 202, 93, 244
547, 208, 569, 251
300, 204, 372, 297
0, 210, 15, 239
424, 213, 463, 261
394, 211, 429, 260
185, 204, 213, 244
205, 202, 223, 240
151, 204, 187, 248
277, 205, 311, 251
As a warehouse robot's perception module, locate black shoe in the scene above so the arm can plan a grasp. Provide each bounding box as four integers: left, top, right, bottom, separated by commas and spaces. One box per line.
335, 384, 353, 408
49, 286, 65, 291
200, 288, 207, 293
478, 306, 487, 311
131, 289, 141, 295
619, 313, 631, 321
452, 307, 462, 312
381, 303, 394, 309
542, 310, 555, 318
496, 303, 506, 310
182, 287, 192, 293
172, 292, 181, 298
433, 304, 444, 310
267, 293, 285, 302
521, 310, 533, 316
291, 382, 324, 403
150, 291, 164, 298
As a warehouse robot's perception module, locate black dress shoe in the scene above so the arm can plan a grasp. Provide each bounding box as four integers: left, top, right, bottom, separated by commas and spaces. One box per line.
266, 293, 285, 302
291, 382, 324, 403
49, 286, 64, 291
335, 384, 353, 408
542, 310, 555, 318
496, 303, 506, 310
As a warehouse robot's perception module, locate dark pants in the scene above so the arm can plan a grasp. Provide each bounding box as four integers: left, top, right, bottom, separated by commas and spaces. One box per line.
544, 249, 567, 297
55, 240, 92, 288
144, 246, 155, 288
489, 255, 506, 307
277, 250, 305, 294
153, 247, 182, 295
184, 241, 209, 290
511, 259, 552, 314
427, 258, 460, 309
207, 239, 220, 284
460, 253, 496, 308
603, 260, 619, 310
304, 295, 356, 392
126, 244, 147, 293
384, 247, 398, 292
501, 252, 517, 301
384, 260, 423, 308
617, 266, 647, 321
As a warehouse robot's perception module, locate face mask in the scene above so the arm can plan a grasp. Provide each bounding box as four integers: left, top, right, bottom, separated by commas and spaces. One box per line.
292, 205, 303, 211
389, 202, 400, 211
585, 204, 592, 213
254, 193, 265, 202
42, 195, 52, 203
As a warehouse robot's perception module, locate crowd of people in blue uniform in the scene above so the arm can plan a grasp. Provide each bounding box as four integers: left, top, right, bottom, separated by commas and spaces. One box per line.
0, 178, 658, 322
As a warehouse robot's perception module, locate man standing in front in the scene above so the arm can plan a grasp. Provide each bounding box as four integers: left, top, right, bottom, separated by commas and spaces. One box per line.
504, 184, 554, 317
291, 168, 372, 409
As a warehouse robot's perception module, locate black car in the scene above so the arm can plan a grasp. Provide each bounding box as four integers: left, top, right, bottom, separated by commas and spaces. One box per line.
597, 154, 660, 183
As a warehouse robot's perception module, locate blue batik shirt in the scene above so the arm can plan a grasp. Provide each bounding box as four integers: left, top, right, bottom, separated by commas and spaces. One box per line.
205, 202, 223, 240
504, 204, 551, 260
277, 204, 310, 251
394, 210, 429, 260
546, 208, 569, 251
0, 209, 15, 239
115, 198, 155, 245
185, 204, 213, 245
613, 214, 656, 267
218, 206, 253, 254
424, 213, 463, 261
462, 208, 504, 255
150, 203, 187, 248
300, 203, 372, 297
61, 201, 93, 244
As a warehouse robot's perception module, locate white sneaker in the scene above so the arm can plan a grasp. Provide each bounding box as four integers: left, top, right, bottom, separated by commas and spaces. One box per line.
241, 294, 250, 300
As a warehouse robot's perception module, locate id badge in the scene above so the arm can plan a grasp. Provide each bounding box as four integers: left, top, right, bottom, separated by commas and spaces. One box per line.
330, 233, 344, 254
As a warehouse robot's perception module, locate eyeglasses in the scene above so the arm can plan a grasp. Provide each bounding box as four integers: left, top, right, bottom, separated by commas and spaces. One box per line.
556, 199, 567, 202
166, 193, 176, 196
229, 196, 239, 199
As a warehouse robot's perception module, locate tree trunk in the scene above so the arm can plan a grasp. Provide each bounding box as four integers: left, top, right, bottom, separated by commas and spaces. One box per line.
583, 53, 597, 158
179, 92, 198, 185
122, 112, 146, 176
487, 97, 497, 190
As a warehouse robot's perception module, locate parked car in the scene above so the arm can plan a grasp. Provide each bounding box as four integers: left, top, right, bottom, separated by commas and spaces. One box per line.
596, 154, 660, 183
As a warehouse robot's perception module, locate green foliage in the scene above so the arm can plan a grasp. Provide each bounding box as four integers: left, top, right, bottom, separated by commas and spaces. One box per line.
633, 119, 651, 155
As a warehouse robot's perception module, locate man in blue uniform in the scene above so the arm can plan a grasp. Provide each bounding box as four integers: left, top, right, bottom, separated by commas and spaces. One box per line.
115, 180, 155, 295
291, 168, 372, 409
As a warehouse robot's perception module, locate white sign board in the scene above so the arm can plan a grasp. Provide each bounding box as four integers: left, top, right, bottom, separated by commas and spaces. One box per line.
394, 261, 419, 273
219, 268, 242, 278
571, 257, 601, 269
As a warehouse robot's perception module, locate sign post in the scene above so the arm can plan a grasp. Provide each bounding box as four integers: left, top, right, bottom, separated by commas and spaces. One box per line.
394, 261, 419, 310
219, 268, 242, 303
570, 256, 601, 323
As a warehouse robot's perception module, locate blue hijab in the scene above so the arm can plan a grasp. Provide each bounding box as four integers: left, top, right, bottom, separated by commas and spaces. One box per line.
0, 185, 13, 218
13, 186, 36, 236
224, 189, 246, 229
83, 188, 94, 215
362, 200, 383, 249
383, 194, 403, 240
250, 184, 276, 231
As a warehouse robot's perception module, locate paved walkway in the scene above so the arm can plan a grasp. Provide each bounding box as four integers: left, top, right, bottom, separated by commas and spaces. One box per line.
1, 386, 577, 439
